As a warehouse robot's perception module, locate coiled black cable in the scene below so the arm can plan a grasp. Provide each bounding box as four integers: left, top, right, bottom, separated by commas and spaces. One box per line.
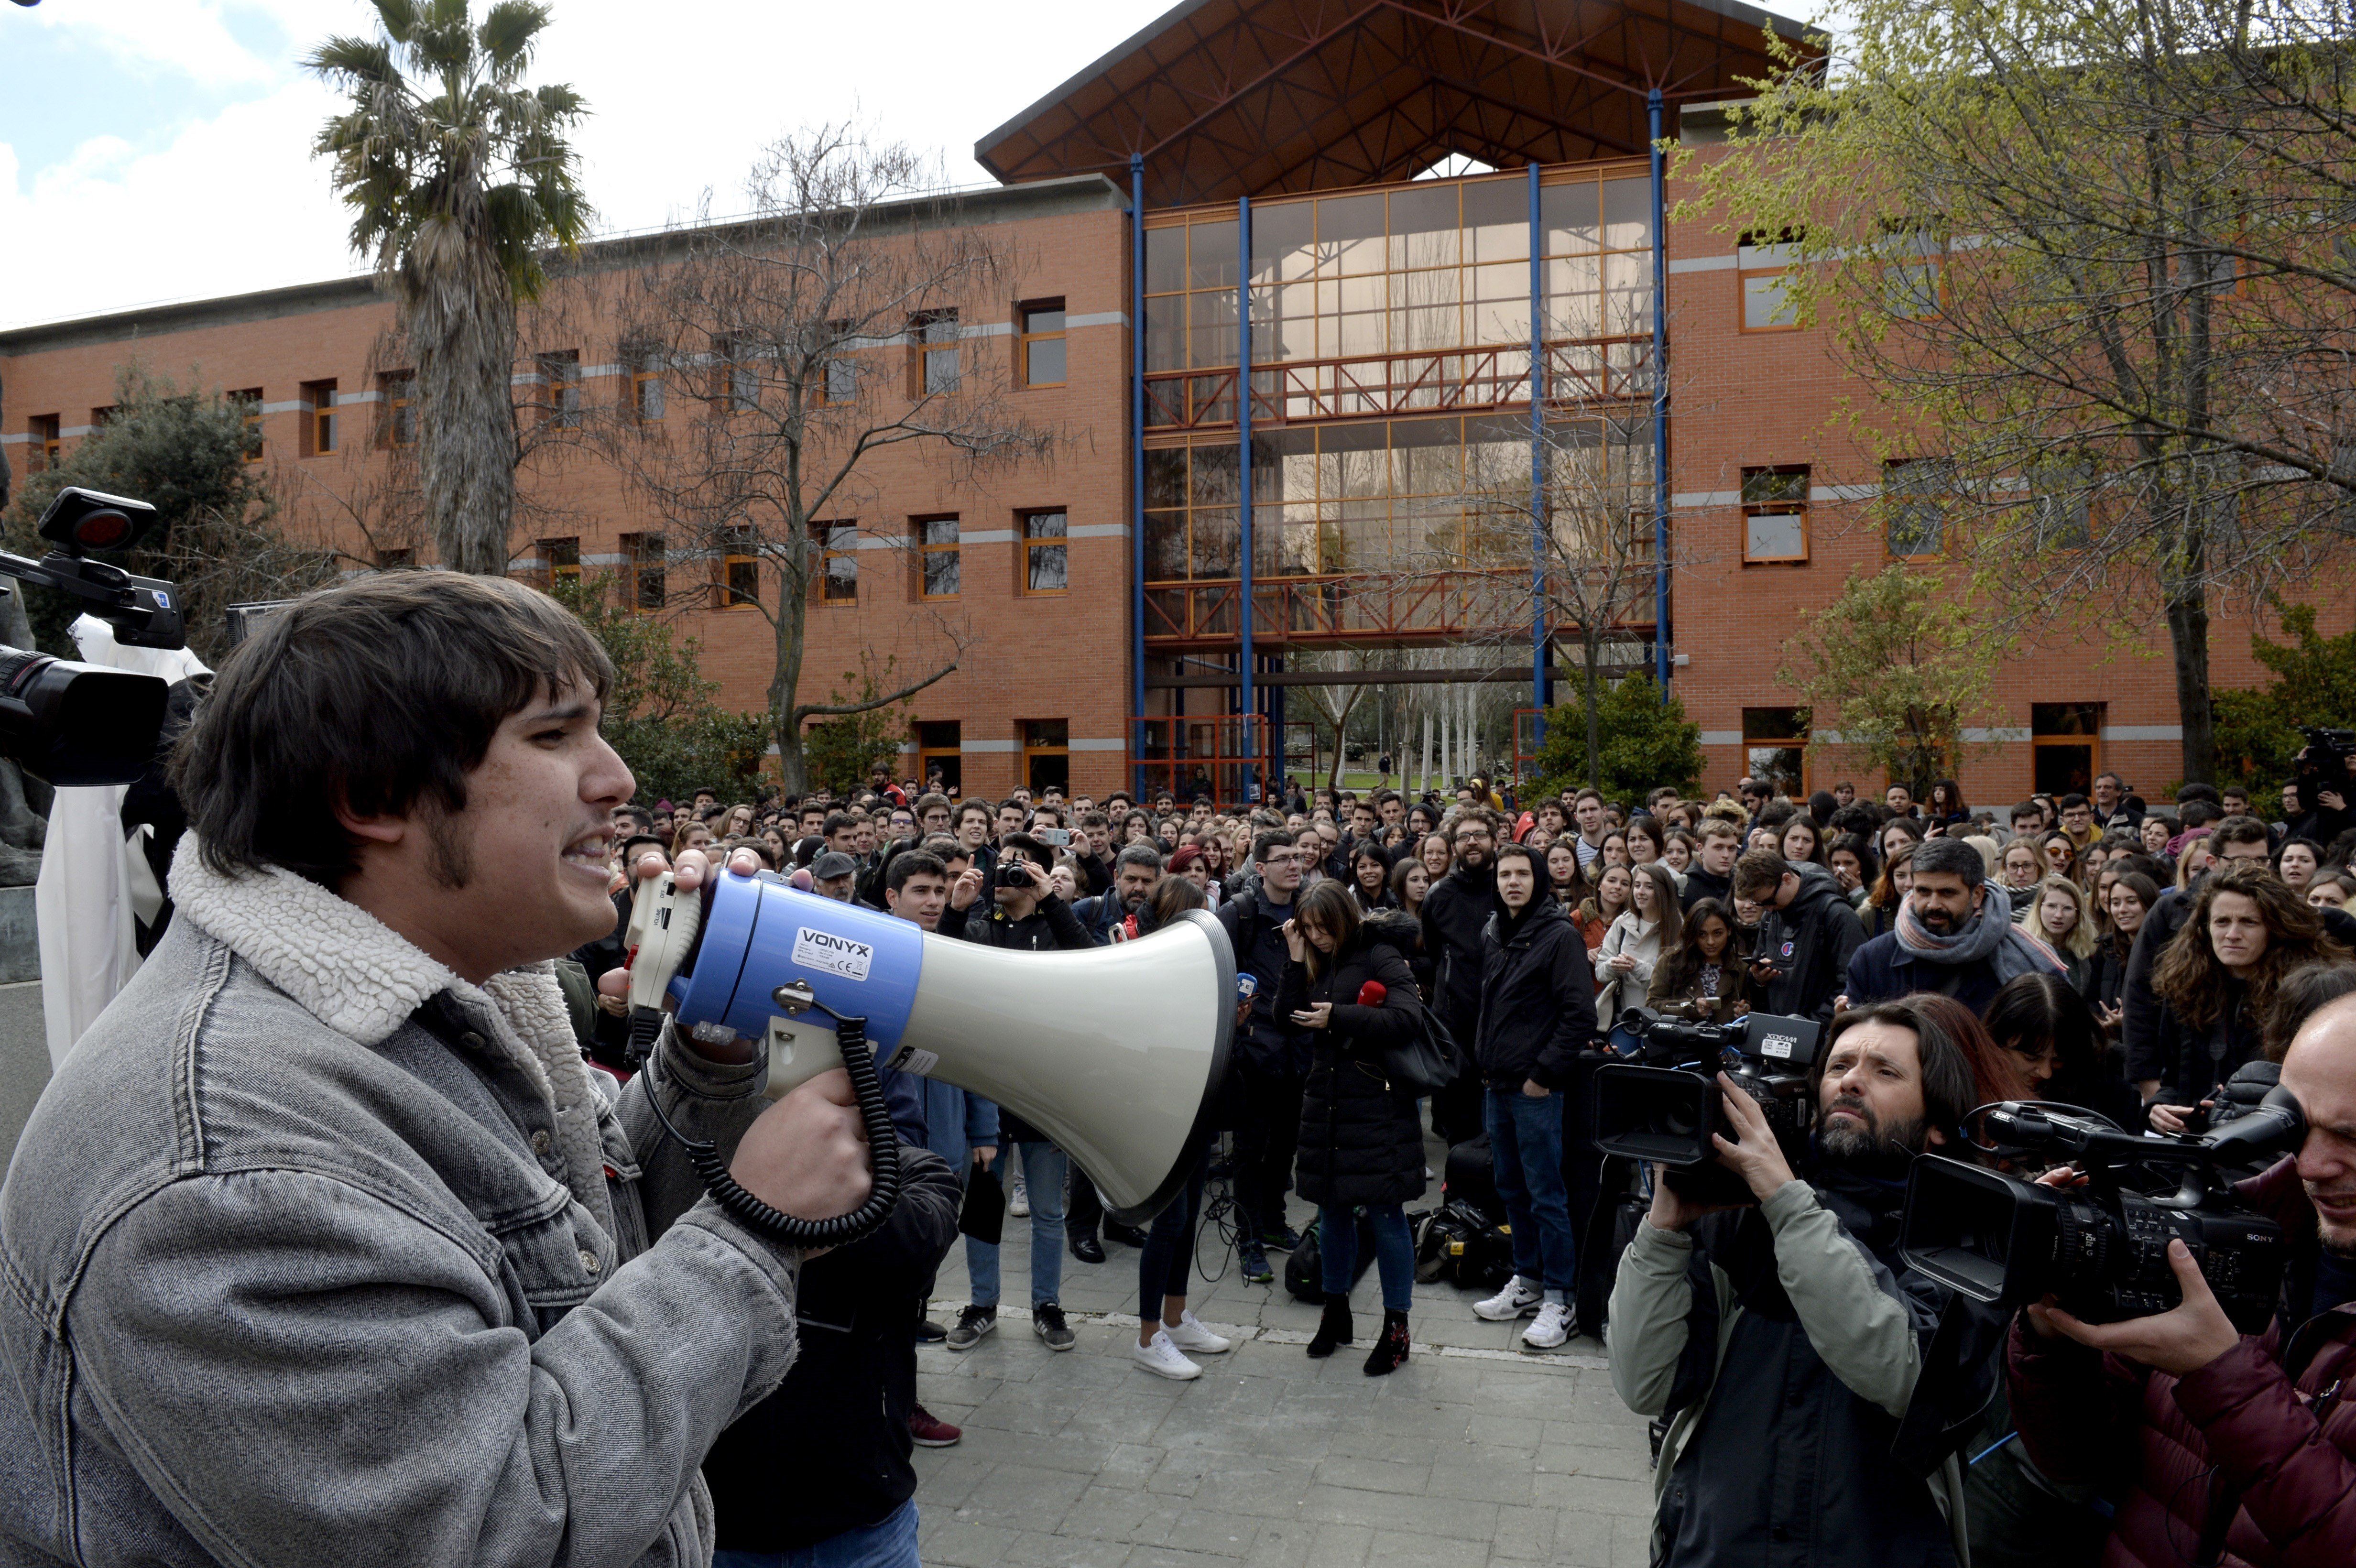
639, 1009, 905, 1247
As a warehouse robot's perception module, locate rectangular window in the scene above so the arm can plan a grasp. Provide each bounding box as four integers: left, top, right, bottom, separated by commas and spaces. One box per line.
28, 414, 60, 472
816, 522, 858, 604
2032, 703, 2103, 796
1742, 707, 1810, 798
539, 536, 581, 597
718, 526, 759, 608
232, 389, 265, 462
624, 532, 667, 612
916, 719, 961, 794
1738, 233, 1803, 331
1022, 509, 1069, 593
1741, 465, 1810, 563
916, 515, 960, 599
536, 350, 581, 429
913, 310, 960, 395
380, 373, 418, 448
300, 380, 338, 456
1883, 458, 1949, 558
89, 406, 117, 431
1022, 719, 1070, 795
629, 348, 665, 423
716, 336, 760, 412
1019, 300, 1067, 387
376, 546, 414, 569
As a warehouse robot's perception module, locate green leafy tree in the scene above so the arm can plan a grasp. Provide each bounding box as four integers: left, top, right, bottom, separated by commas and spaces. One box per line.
3, 365, 336, 663
1533, 670, 1703, 804
1778, 566, 2009, 795
2212, 604, 2356, 791
800, 659, 917, 797
555, 576, 768, 807
307, 0, 591, 575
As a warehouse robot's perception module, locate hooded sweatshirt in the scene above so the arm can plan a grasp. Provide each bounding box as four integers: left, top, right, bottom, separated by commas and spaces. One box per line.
1751, 861, 1867, 1024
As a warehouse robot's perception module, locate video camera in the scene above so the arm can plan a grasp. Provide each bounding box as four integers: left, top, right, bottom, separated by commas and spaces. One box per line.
2293, 726, 2356, 819
1900, 1090, 2306, 1333
0, 487, 184, 786
1591, 1006, 1826, 1208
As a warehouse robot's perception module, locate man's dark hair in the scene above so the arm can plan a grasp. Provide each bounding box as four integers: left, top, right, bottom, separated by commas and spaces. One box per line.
821, 811, 856, 839
1813, 995, 1985, 1145
1251, 829, 1298, 864
2180, 800, 2223, 829
1912, 836, 1987, 885
1079, 809, 1109, 829
1446, 809, 1495, 841
920, 835, 967, 865
1001, 834, 1054, 870
2010, 801, 2042, 824
2213, 814, 2272, 850
1732, 848, 1792, 900
175, 571, 612, 887
616, 805, 654, 833
2265, 960, 2356, 1058
885, 850, 948, 897
2060, 793, 2089, 811
618, 832, 668, 863
957, 798, 994, 824
2176, 782, 2223, 807
1757, 799, 1799, 831
1114, 843, 1166, 876
693, 786, 719, 800
1491, 840, 1537, 875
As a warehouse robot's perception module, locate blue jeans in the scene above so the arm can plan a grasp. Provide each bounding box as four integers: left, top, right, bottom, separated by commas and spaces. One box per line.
1485, 1088, 1577, 1296
966, 1141, 1066, 1309
1318, 1202, 1414, 1312
714, 1500, 918, 1568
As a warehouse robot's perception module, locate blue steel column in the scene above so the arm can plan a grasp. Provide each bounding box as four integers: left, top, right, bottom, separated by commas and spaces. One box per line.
1527, 161, 1549, 730
1131, 154, 1148, 793
1648, 89, 1671, 698
1237, 196, 1257, 785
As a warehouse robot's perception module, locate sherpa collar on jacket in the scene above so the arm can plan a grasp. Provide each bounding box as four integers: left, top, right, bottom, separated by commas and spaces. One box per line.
166, 836, 616, 1238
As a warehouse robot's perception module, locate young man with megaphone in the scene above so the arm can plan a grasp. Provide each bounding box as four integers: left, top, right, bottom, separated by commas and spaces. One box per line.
0, 572, 874, 1566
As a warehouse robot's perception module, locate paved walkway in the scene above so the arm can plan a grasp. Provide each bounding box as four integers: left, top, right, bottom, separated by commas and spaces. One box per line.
911, 1150, 1661, 1568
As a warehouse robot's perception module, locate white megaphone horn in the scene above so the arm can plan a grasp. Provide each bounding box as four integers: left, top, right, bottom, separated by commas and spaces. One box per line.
626, 867, 1236, 1223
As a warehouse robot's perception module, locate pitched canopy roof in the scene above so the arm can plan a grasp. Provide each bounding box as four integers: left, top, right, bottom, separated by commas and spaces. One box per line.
975, 0, 1818, 208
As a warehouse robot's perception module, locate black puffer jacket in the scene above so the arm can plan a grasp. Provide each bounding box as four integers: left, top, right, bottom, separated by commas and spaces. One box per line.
1277, 924, 1427, 1209
1473, 896, 1597, 1091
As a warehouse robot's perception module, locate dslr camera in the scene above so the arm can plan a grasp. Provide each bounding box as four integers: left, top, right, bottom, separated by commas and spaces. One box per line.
1901, 1090, 2305, 1333
993, 856, 1044, 891
0, 487, 185, 786
1591, 1006, 1826, 1208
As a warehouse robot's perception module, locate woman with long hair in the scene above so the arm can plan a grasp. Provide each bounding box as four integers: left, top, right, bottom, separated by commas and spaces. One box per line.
1644, 898, 1754, 1024
1625, 815, 1668, 869
1778, 813, 1830, 869
1599, 829, 1631, 871
1348, 844, 1394, 913
1861, 842, 1916, 941
1998, 838, 2048, 912
2019, 874, 2097, 993
2147, 863, 2348, 1129
2038, 829, 2078, 887
1418, 832, 1453, 884
1908, 991, 2036, 1111
2274, 836, 2324, 898
1879, 814, 1927, 870
1385, 856, 1436, 996
1828, 833, 1879, 912
2083, 871, 2160, 1033
1573, 863, 1633, 952
1388, 855, 1430, 917
1661, 830, 1695, 873
1545, 841, 1583, 907
1984, 972, 2138, 1127
1597, 863, 1681, 1026
1926, 778, 1969, 831
1274, 882, 1427, 1376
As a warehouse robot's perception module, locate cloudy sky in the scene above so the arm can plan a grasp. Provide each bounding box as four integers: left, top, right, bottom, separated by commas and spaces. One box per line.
0, 0, 1843, 331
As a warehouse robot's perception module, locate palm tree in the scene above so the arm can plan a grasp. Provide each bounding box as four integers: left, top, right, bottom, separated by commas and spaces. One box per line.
307, 0, 591, 575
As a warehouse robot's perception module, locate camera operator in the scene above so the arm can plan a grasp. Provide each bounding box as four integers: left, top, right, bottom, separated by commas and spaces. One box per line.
2006, 992, 2356, 1568
1731, 848, 1864, 1024
0, 573, 873, 1565
1845, 837, 2068, 1013
1608, 996, 1992, 1567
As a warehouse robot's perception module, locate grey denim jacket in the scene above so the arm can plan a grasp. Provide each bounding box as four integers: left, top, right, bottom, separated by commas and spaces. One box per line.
0, 841, 800, 1567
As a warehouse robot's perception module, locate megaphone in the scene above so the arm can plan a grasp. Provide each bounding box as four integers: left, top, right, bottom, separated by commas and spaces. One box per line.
627, 868, 1235, 1224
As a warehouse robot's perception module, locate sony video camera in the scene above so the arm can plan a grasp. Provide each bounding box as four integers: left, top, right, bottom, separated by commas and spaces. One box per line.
0, 487, 184, 786
1591, 1006, 1826, 1208
1900, 1090, 2306, 1333
2293, 726, 2356, 820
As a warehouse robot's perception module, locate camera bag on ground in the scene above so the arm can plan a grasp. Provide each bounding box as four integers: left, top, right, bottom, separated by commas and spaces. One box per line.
1442, 1133, 1504, 1225
1285, 1209, 1377, 1302
1409, 1200, 1515, 1291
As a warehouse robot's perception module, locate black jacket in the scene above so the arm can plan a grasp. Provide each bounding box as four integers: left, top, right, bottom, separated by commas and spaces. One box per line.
702, 1145, 960, 1550
1472, 896, 1598, 1090
2123, 883, 2356, 1083
1277, 922, 1428, 1208
2151, 979, 2267, 1108
1421, 860, 1501, 1037
1752, 863, 1865, 1024
1217, 886, 1314, 1077
959, 892, 1093, 1142
1680, 865, 1734, 912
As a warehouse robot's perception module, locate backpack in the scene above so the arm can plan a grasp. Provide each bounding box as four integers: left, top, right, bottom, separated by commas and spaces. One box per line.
1284, 1210, 1377, 1302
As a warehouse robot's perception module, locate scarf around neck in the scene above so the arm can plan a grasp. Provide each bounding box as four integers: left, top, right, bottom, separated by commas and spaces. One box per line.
1895, 878, 2065, 984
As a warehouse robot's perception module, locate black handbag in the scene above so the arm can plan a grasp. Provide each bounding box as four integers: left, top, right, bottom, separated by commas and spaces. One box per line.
1379, 1005, 1464, 1097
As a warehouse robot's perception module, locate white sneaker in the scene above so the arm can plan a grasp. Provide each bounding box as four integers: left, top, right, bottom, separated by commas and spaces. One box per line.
1162, 1309, 1232, 1354
1008, 1174, 1029, 1218
1132, 1329, 1202, 1380
1522, 1300, 1575, 1350
1473, 1276, 1544, 1321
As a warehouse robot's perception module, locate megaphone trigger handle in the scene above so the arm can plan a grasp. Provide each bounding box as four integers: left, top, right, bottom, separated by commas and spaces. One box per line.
639, 1009, 905, 1250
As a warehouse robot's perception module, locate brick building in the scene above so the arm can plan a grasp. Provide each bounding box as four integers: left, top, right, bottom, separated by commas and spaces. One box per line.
1, 0, 2334, 807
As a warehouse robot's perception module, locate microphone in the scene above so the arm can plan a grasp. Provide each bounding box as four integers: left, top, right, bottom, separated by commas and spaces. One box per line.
1356, 980, 1387, 1007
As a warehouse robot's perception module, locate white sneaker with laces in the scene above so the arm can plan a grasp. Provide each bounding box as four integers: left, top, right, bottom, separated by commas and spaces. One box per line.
1008, 1173, 1029, 1218
1522, 1300, 1574, 1350
1473, 1276, 1544, 1321
1162, 1310, 1232, 1354
1132, 1329, 1202, 1380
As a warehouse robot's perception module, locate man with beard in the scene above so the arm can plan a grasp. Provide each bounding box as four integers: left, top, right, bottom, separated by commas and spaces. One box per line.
1075, 844, 1163, 945
1469, 842, 1595, 1348
1608, 997, 1993, 1568
1420, 809, 1504, 1146
1217, 831, 1313, 1283
2007, 992, 2356, 1565
1843, 837, 2067, 1014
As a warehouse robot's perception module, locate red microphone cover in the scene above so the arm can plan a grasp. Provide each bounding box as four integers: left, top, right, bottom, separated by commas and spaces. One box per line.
1356, 980, 1387, 1007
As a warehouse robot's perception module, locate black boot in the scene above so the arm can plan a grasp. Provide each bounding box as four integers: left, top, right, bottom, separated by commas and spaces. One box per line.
1362, 1309, 1410, 1376
1306, 1292, 1354, 1358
